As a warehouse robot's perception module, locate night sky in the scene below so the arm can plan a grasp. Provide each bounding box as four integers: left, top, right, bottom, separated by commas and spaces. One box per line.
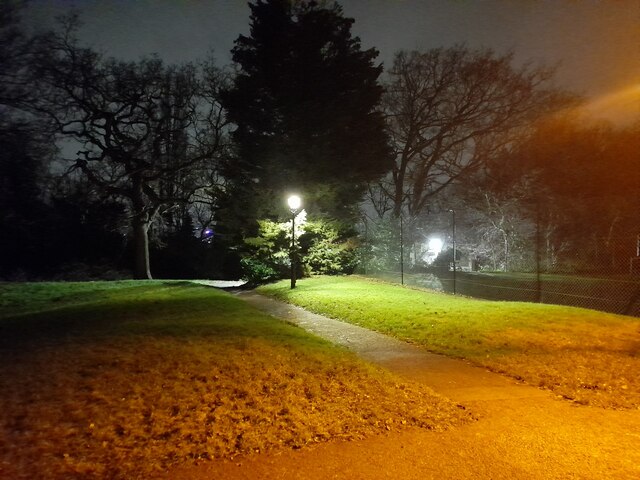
24, 0, 640, 124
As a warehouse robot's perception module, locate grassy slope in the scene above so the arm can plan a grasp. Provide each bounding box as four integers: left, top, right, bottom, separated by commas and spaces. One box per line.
0, 281, 469, 480
259, 276, 640, 409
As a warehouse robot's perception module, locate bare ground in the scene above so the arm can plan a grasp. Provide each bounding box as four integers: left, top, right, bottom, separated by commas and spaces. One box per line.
157, 290, 640, 479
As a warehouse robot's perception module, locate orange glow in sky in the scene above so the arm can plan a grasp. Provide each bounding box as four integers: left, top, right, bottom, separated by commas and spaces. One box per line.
581, 84, 640, 126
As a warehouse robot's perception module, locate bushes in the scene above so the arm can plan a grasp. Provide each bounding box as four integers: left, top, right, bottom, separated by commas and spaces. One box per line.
240, 218, 359, 283
302, 222, 359, 275
239, 258, 279, 284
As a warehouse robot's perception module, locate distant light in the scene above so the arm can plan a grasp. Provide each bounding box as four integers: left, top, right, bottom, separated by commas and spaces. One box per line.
204, 229, 213, 236
287, 194, 302, 211
428, 237, 443, 254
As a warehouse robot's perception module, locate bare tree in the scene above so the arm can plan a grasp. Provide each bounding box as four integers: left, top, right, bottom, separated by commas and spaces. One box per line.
1, 1, 55, 140
373, 46, 567, 220
29, 23, 230, 278
0, 1, 39, 113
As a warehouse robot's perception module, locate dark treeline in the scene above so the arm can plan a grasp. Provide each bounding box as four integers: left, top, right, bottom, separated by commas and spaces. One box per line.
1, 0, 637, 281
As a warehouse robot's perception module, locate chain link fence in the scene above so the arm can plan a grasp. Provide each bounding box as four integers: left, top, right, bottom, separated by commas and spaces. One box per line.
357, 211, 640, 317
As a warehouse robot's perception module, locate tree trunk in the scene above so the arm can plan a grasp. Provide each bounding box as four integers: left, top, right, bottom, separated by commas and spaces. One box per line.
133, 217, 152, 279
132, 175, 152, 280
503, 232, 509, 272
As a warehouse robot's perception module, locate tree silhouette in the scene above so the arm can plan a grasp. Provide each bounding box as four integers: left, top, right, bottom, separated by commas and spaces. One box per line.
374, 47, 569, 219
222, 0, 391, 224
28, 22, 230, 278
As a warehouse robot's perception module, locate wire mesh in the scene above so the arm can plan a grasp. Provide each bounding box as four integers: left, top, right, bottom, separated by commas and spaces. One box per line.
358, 212, 640, 317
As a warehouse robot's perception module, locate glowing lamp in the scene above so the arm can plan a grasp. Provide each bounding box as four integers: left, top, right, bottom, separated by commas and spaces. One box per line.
428, 237, 443, 254
287, 194, 302, 211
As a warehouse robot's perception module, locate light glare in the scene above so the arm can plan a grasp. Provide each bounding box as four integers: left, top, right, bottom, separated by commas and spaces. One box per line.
428, 237, 443, 254
287, 194, 302, 211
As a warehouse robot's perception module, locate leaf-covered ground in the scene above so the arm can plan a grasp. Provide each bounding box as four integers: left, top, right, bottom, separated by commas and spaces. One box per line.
259, 275, 640, 409
0, 281, 471, 479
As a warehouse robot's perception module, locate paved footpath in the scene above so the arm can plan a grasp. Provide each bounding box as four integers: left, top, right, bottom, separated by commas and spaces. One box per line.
235, 291, 548, 403
166, 286, 640, 479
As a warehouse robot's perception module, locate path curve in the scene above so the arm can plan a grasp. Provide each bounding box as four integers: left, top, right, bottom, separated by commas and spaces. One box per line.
161, 288, 640, 479
236, 291, 548, 403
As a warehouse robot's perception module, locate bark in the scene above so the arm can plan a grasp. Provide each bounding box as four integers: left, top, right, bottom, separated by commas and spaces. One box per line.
133, 217, 152, 280
132, 175, 152, 280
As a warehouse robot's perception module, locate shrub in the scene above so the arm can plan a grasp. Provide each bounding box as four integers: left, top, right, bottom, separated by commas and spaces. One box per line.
240, 258, 279, 284
241, 217, 360, 283
303, 223, 359, 275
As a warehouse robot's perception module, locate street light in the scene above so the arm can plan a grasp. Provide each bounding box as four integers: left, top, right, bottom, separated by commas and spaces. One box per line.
287, 194, 302, 289
287, 194, 301, 212
428, 237, 443, 255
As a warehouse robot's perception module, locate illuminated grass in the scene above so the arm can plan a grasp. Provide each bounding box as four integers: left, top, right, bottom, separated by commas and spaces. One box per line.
258, 276, 640, 409
0, 281, 469, 479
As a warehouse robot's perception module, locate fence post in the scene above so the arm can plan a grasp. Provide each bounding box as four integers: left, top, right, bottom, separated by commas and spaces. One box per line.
400, 214, 404, 285
535, 202, 542, 303
451, 209, 456, 295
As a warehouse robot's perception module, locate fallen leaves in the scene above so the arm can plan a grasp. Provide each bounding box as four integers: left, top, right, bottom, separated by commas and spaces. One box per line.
0, 335, 471, 480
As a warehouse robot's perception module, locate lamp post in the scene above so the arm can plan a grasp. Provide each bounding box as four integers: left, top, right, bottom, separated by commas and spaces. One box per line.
287, 194, 302, 289
450, 209, 456, 295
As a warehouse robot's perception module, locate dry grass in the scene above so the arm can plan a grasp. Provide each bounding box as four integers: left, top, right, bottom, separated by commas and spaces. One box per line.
481, 325, 640, 408
0, 281, 470, 479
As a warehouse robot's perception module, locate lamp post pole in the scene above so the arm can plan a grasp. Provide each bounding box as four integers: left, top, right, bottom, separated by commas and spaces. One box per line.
535, 201, 541, 302
287, 195, 302, 289
290, 210, 296, 289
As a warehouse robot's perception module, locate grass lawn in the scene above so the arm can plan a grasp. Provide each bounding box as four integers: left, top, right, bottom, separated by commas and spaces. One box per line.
259, 275, 640, 409
0, 281, 469, 480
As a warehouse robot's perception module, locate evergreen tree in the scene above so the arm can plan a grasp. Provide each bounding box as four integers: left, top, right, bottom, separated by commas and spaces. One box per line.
222, 0, 391, 225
